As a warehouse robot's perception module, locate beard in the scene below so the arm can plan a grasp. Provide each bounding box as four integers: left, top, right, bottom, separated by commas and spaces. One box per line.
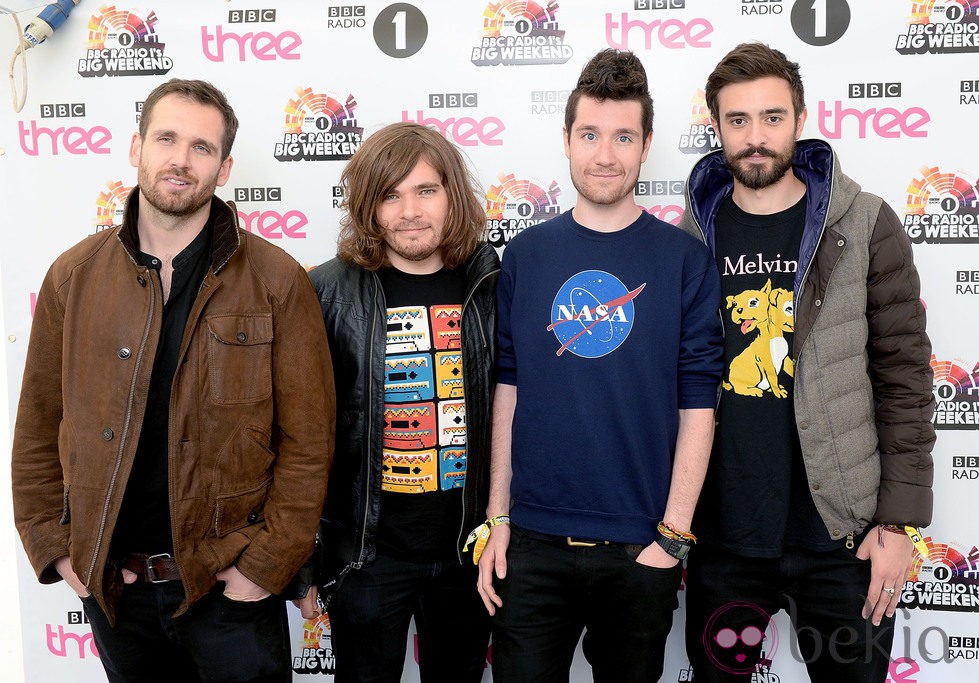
138, 165, 217, 217
725, 143, 795, 191
384, 221, 441, 263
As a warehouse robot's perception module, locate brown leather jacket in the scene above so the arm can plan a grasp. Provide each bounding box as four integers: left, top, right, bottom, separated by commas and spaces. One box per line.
12, 193, 335, 620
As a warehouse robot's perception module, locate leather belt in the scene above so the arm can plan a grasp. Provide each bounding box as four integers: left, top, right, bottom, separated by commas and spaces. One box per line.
120, 553, 181, 583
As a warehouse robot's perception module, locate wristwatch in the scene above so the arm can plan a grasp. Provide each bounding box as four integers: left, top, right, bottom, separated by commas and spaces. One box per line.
654, 532, 693, 560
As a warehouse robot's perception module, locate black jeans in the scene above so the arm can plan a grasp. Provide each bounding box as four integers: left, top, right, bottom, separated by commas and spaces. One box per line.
82, 581, 291, 683
685, 543, 895, 682
328, 553, 490, 683
492, 525, 683, 683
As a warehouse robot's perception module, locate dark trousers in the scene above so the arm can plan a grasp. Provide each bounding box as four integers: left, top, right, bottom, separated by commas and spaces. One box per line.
328, 553, 491, 683
685, 543, 895, 682
491, 525, 683, 683
82, 581, 291, 683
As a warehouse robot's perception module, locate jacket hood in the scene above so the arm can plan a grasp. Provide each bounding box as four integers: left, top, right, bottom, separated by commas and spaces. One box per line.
684, 138, 862, 294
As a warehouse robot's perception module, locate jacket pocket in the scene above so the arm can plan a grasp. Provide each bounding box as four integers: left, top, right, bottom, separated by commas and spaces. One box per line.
206, 314, 273, 404
214, 476, 272, 537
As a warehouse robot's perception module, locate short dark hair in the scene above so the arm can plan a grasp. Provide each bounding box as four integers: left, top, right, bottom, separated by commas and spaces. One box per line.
336, 123, 485, 271
139, 79, 238, 159
705, 42, 805, 123
565, 49, 654, 141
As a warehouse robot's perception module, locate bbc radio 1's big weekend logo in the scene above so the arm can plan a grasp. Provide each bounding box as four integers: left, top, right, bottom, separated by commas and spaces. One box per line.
549, 271, 645, 358
678, 89, 721, 155
896, 0, 979, 55
471, 1, 573, 66
79, 5, 173, 77
291, 613, 335, 675
484, 172, 561, 249
94, 180, 132, 232
901, 535, 979, 612
904, 166, 979, 245
273, 87, 363, 162
931, 355, 979, 429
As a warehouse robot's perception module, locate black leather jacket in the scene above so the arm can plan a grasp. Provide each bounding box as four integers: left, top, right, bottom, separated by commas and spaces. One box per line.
308, 243, 500, 577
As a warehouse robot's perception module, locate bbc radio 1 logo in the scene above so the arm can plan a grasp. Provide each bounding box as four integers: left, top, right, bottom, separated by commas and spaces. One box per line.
606, 0, 713, 50
740, 0, 783, 16
931, 355, 979, 429
901, 534, 979, 612
19, 102, 112, 157
233, 187, 308, 239
962, 80, 979, 105
952, 454, 979, 481
896, 0, 979, 55
818, 82, 931, 139
273, 87, 364, 162
78, 5, 172, 77
202, 8, 302, 62
292, 613, 335, 675
678, 90, 721, 155
904, 166, 979, 245
94, 180, 133, 231
402, 92, 504, 147
484, 172, 562, 249
470, 1, 573, 66
530, 89, 570, 116
635, 179, 685, 225
956, 270, 979, 295
327, 5, 366, 29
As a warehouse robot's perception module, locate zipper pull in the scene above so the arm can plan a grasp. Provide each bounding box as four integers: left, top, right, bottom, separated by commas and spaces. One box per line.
845, 531, 855, 550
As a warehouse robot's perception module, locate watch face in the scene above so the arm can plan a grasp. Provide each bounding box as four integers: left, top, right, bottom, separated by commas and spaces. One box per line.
656, 533, 691, 560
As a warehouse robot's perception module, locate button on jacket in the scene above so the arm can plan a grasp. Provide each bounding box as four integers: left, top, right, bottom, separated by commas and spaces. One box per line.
12, 190, 335, 621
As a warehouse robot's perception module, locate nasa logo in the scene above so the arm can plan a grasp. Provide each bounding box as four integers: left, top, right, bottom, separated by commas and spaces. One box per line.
549, 270, 645, 358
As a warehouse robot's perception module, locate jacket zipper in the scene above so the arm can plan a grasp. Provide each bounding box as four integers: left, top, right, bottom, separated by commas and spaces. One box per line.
356, 272, 384, 566
453, 267, 498, 562
795, 153, 835, 316
86, 268, 157, 583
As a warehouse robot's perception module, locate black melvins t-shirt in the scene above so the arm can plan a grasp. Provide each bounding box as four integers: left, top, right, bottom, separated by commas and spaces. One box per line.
375, 266, 468, 562
695, 195, 842, 557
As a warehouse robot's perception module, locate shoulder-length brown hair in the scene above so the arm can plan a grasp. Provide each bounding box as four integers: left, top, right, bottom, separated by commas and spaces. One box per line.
336, 122, 485, 270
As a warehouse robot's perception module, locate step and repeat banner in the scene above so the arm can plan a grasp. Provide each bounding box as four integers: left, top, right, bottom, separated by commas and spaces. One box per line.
1, 1, 977, 681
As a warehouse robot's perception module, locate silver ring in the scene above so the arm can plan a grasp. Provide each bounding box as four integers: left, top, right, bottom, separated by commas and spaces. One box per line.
882, 586, 896, 595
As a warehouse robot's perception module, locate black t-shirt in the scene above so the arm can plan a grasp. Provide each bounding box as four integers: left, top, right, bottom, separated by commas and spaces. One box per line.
695, 195, 841, 557
375, 266, 468, 562
112, 222, 212, 556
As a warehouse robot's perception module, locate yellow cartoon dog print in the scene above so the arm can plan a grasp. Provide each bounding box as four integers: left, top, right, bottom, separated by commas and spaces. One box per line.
724, 279, 795, 398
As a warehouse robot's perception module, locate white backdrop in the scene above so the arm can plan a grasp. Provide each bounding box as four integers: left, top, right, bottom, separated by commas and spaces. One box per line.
1, 1, 978, 681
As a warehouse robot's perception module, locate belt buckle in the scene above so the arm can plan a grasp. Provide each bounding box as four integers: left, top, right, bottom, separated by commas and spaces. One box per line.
144, 553, 172, 583
566, 537, 598, 547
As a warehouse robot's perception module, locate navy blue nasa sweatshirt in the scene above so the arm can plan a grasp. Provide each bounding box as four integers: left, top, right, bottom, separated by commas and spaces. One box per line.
497, 210, 722, 543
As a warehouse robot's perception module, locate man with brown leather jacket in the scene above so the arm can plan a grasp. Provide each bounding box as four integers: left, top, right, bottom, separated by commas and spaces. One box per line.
11, 79, 334, 682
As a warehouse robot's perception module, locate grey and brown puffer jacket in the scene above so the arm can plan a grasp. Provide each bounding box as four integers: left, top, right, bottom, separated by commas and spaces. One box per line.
679, 138, 935, 543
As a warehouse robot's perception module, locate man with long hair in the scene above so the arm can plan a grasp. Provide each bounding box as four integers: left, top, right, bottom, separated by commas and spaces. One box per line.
679, 43, 934, 681
476, 49, 723, 681
305, 122, 498, 682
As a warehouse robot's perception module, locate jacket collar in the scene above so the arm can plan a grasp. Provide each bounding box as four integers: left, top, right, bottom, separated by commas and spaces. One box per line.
117, 187, 241, 273
685, 139, 859, 294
